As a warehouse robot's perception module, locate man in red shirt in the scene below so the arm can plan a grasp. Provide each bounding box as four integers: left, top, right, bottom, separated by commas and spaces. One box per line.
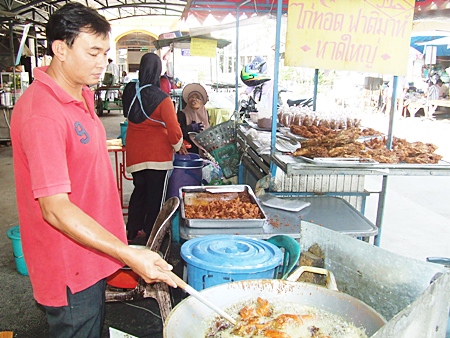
10, 3, 176, 337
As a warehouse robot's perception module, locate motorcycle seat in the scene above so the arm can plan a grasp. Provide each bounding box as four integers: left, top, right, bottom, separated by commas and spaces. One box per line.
287, 98, 313, 107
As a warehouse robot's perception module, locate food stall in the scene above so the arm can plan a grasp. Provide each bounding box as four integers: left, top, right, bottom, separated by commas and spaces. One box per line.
213, 0, 450, 250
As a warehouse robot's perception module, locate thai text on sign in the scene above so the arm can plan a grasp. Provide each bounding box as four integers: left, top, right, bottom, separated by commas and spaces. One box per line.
285, 0, 415, 75
190, 38, 217, 58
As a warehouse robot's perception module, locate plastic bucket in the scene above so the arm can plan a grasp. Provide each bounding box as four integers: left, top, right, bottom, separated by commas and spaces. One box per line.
6, 226, 28, 276
167, 153, 203, 198
181, 235, 282, 291
120, 121, 128, 146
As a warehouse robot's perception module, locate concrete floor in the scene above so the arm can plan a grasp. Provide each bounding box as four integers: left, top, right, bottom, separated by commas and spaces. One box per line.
1, 109, 450, 336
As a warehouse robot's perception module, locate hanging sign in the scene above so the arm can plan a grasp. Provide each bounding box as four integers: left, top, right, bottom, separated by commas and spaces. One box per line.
181, 49, 191, 56
190, 38, 217, 58
285, 0, 415, 75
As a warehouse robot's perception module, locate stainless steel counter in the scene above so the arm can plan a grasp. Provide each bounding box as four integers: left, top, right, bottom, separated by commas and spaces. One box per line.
179, 195, 377, 240
273, 153, 450, 176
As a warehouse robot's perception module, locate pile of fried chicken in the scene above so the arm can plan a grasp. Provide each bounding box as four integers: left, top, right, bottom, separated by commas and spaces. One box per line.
206, 297, 329, 338
291, 126, 442, 164
184, 192, 263, 219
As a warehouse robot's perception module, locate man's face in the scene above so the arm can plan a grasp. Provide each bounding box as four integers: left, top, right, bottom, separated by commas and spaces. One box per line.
188, 93, 203, 110
63, 31, 110, 86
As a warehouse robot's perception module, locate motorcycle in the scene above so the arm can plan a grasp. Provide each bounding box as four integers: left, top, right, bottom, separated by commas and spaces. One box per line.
240, 86, 313, 119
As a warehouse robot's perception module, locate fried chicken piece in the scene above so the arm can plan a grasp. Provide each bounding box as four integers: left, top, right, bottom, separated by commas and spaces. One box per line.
271, 314, 309, 329
364, 137, 387, 150
361, 128, 383, 136
328, 142, 365, 157
256, 297, 272, 317
367, 148, 399, 163
232, 322, 257, 336
404, 153, 443, 164
308, 125, 320, 135
239, 306, 255, 320
293, 146, 329, 158
263, 330, 291, 338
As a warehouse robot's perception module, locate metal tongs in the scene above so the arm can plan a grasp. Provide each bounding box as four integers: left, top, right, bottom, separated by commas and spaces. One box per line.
164, 270, 236, 325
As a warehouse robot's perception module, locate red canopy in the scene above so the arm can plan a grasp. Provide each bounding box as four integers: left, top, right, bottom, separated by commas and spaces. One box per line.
183, 0, 289, 22
184, 0, 449, 23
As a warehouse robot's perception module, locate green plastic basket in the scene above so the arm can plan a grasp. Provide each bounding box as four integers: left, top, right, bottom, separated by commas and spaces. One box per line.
194, 120, 236, 153
210, 143, 240, 178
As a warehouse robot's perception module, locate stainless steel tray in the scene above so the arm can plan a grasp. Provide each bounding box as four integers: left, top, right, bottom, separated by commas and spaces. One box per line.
180, 185, 267, 228
299, 156, 379, 166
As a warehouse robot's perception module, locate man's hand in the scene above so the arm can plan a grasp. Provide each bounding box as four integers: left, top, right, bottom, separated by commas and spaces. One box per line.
123, 247, 177, 288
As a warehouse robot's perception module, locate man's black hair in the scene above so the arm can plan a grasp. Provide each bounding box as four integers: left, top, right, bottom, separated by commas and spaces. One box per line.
46, 2, 111, 56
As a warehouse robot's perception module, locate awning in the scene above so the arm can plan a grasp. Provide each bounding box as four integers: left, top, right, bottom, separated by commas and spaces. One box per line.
417, 36, 450, 47
182, 0, 289, 22
182, 0, 449, 23
410, 35, 450, 56
153, 34, 231, 49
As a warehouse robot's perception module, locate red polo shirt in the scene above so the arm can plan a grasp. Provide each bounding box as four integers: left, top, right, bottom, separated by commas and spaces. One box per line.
10, 67, 127, 306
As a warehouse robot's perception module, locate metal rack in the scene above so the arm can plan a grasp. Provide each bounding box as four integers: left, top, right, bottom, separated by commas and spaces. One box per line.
273, 153, 450, 177
237, 125, 369, 213
236, 123, 450, 245
179, 195, 378, 240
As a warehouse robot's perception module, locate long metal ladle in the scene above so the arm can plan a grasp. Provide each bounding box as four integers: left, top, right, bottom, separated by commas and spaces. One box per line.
165, 270, 237, 325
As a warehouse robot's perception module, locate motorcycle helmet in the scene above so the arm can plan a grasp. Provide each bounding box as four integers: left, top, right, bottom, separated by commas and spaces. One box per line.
241, 56, 271, 87
240, 64, 271, 87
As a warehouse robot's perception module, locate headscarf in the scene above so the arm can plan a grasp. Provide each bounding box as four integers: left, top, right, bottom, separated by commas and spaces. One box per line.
122, 53, 167, 123
182, 105, 210, 129
181, 83, 210, 128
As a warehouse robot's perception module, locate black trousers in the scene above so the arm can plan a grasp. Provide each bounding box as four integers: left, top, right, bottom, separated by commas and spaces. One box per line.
126, 169, 169, 238
43, 279, 106, 338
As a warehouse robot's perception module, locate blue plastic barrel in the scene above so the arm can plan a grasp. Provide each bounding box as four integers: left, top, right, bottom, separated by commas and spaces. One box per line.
7, 226, 28, 276
167, 153, 203, 199
181, 235, 282, 291
120, 121, 128, 146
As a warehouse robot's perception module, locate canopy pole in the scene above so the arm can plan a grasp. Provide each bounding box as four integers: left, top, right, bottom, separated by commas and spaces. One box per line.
269, 0, 283, 178
235, 0, 251, 117
215, 55, 219, 91
9, 21, 17, 104
373, 75, 398, 246
313, 69, 319, 111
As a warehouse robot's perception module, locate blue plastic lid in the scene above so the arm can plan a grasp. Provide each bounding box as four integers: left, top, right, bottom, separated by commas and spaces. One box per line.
173, 153, 203, 168
181, 235, 282, 273
7, 225, 21, 240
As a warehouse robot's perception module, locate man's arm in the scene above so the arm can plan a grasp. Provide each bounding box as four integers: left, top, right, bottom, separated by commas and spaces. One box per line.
38, 193, 177, 287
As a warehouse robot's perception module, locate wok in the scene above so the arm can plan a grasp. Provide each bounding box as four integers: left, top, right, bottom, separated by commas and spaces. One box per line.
164, 269, 386, 337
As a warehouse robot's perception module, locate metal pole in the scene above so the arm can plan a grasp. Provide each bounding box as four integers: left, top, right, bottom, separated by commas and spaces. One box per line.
215, 56, 219, 91
374, 176, 389, 246
235, 0, 251, 117
313, 69, 319, 111
9, 21, 17, 104
386, 76, 398, 149
269, 0, 283, 178
374, 76, 397, 246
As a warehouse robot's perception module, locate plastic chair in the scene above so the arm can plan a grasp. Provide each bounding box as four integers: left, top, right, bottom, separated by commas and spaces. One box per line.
266, 235, 301, 280
105, 196, 180, 323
